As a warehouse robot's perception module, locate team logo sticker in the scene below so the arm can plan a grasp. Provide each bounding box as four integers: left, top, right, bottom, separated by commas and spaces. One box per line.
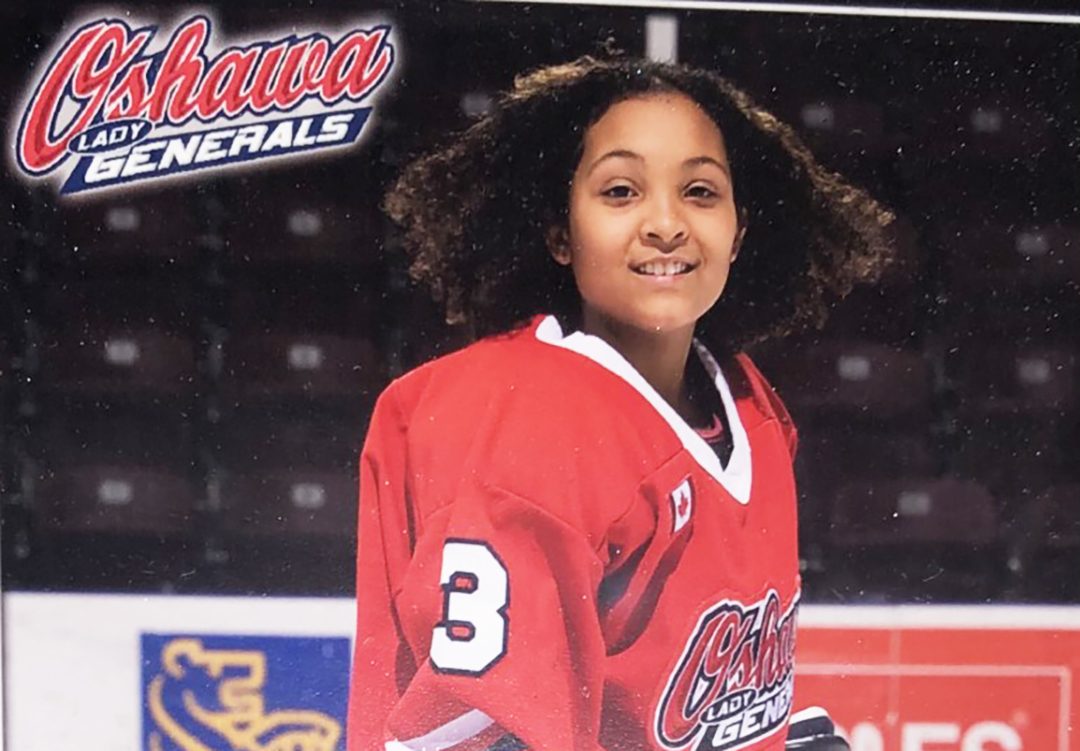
12, 12, 396, 196
655, 591, 798, 751
141, 633, 350, 751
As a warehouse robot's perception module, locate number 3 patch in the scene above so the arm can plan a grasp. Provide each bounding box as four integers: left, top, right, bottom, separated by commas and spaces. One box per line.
430, 539, 509, 675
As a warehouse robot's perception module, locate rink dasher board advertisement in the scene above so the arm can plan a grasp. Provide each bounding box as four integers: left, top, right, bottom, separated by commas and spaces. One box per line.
5, 593, 1080, 751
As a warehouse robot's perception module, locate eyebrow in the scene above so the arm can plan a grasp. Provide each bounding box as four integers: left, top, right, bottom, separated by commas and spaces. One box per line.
587, 150, 732, 180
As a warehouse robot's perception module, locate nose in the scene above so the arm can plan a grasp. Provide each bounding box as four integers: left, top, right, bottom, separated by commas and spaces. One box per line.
639, 194, 688, 253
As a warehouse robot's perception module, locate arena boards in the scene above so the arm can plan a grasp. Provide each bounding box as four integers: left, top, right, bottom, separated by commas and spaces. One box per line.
5, 594, 1080, 750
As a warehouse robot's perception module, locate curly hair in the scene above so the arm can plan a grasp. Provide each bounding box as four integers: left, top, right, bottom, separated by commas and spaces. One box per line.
383, 55, 895, 354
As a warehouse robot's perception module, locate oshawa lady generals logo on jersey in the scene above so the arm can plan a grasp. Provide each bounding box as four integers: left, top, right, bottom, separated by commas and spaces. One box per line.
12, 13, 395, 196
655, 591, 798, 751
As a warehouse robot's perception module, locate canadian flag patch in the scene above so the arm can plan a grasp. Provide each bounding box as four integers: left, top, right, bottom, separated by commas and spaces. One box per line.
670, 477, 693, 534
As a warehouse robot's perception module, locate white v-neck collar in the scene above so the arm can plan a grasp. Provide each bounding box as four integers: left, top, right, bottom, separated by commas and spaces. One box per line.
534, 315, 753, 504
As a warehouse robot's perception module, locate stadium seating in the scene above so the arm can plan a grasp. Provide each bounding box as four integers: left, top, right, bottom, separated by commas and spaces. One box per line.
21, 409, 202, 591
36, 328, 198, 403
755, 340, 933, 422
205, 217, 388, 593
794, 423, 940, 600
950, 416, 1067, 522
220, 169, 384, 269
31, 279, 200, 409
939, 221, 1080, 292
219, 469, 356, 539
911, 86, 1056, 162
827, 476, 1004, 602
45, 188, 202, 269
792, 98, 889, 158
211, 413, 362, 595
34, 464, 197, 537
26, 410, 196, 489
221, 332, 384, 405
946, 342, 1076, 416
796, 426, 938, 518
831, 476, 998, 547
938, 310, 1074, 520
3, 8, 1076, 605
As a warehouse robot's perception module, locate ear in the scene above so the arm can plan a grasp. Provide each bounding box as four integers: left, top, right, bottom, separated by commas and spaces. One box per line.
546, 225, 572, 266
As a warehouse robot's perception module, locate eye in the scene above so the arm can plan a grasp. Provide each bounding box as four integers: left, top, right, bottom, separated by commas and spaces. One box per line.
601, 184, 636, 200
685, 183, 719, 200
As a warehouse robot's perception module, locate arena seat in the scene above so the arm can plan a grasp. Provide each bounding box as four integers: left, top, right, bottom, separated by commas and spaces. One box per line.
218, 468, 356, 540
754, 340, 933, 421
796, 425, 937, 518
220, 170, 383, 268
35, 464, 197, 537
826, 476, 1003, 602
36, 327, 198, 404
33, 279, 200, 406
950, 414, 1067, 522
818, 287, 924, 348
208, 410, 361, 593
946, 342, 1076, 416
221, 331, 385, 406
939, 222, 1080, 291
912, 91, 1055, 161
792, 97, 889, 156
23, 410, 202, 591
701, 28, 894, 161
49, 189, 201, 268
831, 476, 998, 547
794, 425, 938, 600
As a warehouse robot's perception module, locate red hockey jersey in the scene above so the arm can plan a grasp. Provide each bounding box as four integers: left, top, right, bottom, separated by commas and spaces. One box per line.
348, 314, 801, 751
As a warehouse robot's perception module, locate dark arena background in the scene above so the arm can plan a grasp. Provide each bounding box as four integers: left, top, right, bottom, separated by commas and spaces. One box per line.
1, 1, 1079, 748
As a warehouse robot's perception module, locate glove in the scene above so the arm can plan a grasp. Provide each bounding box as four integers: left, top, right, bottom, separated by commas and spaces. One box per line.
785, 706, 850, 750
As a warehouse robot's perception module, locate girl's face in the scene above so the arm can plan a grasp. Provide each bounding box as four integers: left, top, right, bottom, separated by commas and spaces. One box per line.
553, 92, 742, 338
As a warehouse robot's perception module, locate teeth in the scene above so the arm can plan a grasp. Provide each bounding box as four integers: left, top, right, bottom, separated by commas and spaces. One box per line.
638, 261, 691, 276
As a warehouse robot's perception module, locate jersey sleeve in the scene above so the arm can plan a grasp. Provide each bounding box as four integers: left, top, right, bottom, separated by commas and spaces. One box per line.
348, 385, 415, 750
347, 386, 610, 751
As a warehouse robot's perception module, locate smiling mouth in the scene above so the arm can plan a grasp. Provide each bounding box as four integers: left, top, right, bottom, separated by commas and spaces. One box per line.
631, 260, 698, 277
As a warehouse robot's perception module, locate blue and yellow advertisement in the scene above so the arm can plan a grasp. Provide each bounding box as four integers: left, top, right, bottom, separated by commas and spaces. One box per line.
142, 634, 350, 751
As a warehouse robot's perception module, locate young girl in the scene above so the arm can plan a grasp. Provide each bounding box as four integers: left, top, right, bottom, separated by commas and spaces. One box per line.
347, 56, 892, 751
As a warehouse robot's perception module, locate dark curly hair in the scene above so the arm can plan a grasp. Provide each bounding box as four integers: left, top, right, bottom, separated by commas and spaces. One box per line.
384, 55, 895, 354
